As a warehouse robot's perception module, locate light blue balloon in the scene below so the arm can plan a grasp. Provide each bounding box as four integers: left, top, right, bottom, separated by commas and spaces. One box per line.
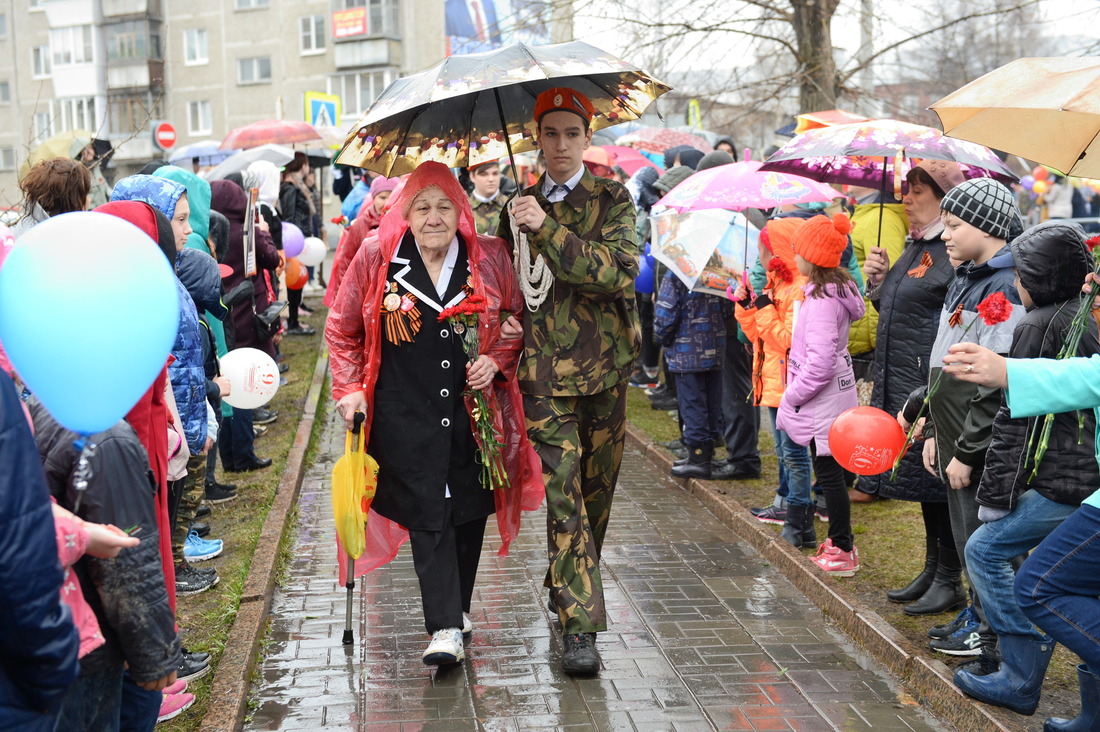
0, 212, 180, 434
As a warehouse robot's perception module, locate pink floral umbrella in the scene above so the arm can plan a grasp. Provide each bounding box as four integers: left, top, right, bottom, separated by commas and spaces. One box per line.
602, 145, 661, 176
759, 118, 1016, 189
655, 161, 839, 213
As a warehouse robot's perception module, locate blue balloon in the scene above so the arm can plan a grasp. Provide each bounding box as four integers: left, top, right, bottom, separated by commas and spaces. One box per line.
0, 212, 180, 434
635, 253, 656, 294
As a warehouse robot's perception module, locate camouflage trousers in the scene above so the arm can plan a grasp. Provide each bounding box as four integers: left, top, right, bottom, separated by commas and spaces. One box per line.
170, 452, 207, 558
523, 383, 627, 634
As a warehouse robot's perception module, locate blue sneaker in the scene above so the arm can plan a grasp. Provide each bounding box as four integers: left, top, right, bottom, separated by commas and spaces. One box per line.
184, 530, 223, 562
927, 605, 977, 639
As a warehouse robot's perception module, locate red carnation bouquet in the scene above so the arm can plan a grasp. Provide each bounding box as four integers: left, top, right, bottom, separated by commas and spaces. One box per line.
438, 294, 506, 491
891, 291, 1014, 478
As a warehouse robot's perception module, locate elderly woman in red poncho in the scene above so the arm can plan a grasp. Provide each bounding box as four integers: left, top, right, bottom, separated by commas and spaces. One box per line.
325, 161, 543, 666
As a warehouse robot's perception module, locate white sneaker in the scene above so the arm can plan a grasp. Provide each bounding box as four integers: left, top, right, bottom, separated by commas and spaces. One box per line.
462, 613, 473, 635
422, 628, 464, 665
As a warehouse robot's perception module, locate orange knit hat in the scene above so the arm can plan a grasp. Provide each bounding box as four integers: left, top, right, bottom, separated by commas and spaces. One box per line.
795, 213, 852, 268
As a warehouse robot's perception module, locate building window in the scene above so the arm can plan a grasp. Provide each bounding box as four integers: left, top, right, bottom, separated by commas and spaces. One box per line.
0, 14, 8, 39
57, 96, 96, 130
0, 148, 15, 171
108, 93, 159, 136
184, 28, 208, 65
32, 46, 51, 77
106, 20, 161, 61
188, 100, 212, 135
338, 0, 398, 34
328, 69, 395, 123
237, 56, 271, 84
234, 0, 268, 10
51, 26, 94, 66
0, 82, 10, 104
33, 111, 52, 140
300, 15, 325, 54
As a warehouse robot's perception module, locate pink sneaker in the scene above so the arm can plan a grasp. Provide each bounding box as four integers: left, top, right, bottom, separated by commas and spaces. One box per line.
157, 691, 195, 724
812, 539, 859, 576
162, 679, 187, 696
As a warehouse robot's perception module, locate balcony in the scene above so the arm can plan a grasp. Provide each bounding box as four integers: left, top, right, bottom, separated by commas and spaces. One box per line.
106, 59, 163, 90
102, 0, 162, 19
334, 38, 400, 69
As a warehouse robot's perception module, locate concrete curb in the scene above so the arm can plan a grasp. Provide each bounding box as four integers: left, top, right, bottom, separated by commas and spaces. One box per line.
200, 350, 329, 732
626, 424, 1014, 732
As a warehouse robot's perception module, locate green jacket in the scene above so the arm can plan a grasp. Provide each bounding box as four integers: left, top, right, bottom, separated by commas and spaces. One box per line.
848, 202, 908, 355
498, 169, 640, 396
469, 191, 507, 236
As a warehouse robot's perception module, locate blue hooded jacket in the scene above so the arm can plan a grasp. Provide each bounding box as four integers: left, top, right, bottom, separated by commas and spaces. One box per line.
109, 178, 208, 454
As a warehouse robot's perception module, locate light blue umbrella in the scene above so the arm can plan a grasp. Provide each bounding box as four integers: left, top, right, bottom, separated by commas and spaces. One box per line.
169, 140, 238, 166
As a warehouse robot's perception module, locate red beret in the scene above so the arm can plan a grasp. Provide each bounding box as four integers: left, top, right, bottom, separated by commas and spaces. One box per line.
534, 87, 594, 125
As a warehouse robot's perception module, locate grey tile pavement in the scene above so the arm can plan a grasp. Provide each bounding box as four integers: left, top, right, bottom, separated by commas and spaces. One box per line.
245, 411, 950, 731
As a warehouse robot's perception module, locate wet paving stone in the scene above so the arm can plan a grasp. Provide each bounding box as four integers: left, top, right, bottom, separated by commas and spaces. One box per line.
245, 411, 950, 731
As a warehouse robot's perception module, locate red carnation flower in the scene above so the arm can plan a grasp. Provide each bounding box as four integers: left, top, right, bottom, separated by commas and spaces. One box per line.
767, 256, 793, 283
1086, 235, 1100, 253
976, 291, 1013, 326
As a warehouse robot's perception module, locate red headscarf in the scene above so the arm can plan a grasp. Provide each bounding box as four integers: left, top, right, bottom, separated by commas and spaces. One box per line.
375, 161, 481, 279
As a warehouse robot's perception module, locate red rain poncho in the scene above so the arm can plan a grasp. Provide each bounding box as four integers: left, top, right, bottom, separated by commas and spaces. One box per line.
325, 161, 543, 582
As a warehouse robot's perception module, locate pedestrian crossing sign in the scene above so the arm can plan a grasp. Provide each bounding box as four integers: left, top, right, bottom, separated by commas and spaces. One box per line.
305, 91, 341, 129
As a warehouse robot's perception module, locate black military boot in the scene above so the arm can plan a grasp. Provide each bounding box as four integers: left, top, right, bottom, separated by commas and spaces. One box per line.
671, 443, 713, 479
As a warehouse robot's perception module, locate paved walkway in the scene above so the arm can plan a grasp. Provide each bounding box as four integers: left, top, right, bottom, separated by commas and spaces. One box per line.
245, 411, 949, 731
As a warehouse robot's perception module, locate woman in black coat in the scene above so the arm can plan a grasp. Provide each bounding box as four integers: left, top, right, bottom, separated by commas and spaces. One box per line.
860, 161, 967, 615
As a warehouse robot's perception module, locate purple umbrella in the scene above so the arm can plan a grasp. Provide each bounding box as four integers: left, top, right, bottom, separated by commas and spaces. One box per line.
759, 119, 1017, 189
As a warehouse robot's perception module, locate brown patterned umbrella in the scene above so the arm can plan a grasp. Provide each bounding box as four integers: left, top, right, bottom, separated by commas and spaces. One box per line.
335, 41, 671, 176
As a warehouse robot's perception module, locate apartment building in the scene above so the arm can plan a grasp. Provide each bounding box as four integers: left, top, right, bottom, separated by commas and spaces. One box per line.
0, 0, 446, 204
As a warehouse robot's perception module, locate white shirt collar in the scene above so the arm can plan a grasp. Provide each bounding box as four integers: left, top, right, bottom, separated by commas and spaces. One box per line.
542, 166, 585, 201
413, 235, 460, 298
471, 190, 500, 204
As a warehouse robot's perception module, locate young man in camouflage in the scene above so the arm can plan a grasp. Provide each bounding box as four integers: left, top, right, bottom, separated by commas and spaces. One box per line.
500, 87, 640, 676
468, 159, 507, 235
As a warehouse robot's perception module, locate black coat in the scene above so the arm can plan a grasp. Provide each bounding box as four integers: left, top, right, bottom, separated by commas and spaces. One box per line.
861, 233, 956, 502
30, 400, 181, 684
368, 235, 493, 531
0, 375, 79, 722
979, 222, 1100, 509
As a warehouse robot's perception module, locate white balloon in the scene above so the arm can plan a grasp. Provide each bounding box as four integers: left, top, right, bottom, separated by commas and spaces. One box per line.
298, 236, 327, 266
219, 347, 280, 409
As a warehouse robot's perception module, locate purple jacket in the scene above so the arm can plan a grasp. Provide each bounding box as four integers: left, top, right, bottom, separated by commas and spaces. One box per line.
776, 281, 865, 455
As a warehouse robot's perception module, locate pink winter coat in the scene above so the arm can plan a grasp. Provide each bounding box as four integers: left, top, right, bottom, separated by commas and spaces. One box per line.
776, 281, 865, 454
52, 506, 105, 658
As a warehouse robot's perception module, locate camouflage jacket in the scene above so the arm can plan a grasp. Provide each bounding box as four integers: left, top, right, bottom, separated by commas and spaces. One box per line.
497, 168, 640, 397
469, 192, 507, 236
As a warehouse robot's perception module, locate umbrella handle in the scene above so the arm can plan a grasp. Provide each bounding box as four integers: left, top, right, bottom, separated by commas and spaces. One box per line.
352, 411, 365, 435
342, 552, 355, 645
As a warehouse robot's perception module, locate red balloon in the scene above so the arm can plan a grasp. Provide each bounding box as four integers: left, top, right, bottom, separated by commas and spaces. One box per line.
1033, 165, 1050, 181
286, 258, 307, 290
828, 406, 906, 476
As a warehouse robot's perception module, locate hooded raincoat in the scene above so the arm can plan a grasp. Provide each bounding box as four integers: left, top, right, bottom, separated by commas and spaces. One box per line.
734, 217, 808, 407
326, 162, 543, 580
325, 201, 386, 308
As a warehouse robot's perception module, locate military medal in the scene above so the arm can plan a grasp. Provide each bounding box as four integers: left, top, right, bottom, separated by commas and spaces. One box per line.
381, 285, 421, 345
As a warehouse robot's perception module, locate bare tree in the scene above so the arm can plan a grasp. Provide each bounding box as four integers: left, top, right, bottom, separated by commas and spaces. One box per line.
589, 0, 1079, 120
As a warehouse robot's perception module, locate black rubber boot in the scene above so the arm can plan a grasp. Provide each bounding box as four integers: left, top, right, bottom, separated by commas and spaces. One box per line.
904, 556, 966, 616
780, 503, 815, 549
671, 443, 713, 479
887, 540, 938, 603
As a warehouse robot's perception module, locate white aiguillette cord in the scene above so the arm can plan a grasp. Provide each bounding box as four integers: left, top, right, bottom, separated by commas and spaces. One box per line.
509, 197, 552, 312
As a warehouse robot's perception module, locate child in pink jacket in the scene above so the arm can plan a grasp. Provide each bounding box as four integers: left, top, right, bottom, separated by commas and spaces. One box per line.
777, 213, 865, 575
